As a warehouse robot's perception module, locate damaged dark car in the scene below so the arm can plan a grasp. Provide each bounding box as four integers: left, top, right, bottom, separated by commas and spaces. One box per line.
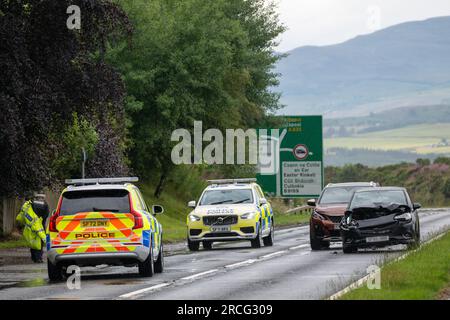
340, 187, 421, 253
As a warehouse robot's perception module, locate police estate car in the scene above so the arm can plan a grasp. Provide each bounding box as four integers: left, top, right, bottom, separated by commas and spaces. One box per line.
46, 177, 164, 281
186, 179, 274, 251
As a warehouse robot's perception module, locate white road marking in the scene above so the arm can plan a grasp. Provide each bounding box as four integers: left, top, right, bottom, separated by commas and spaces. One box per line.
289, 244, 309, 250
181, 269, 219, 281
225, 259, 256, 269
118, 283, 170, 299
260, 250, 287, 259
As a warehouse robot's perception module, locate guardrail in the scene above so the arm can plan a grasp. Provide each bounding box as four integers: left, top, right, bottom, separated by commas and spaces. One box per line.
284, 205, 313, 215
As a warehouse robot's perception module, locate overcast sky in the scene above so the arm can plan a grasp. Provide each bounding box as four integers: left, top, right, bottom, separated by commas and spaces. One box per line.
275, 0, 450, 52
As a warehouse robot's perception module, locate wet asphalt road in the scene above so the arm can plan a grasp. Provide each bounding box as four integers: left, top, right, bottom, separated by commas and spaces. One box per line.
0, 209, 449, 300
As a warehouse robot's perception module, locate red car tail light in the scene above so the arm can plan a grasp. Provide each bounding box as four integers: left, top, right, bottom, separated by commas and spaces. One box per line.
129, 194, 143, 229
49, 196, 63, 232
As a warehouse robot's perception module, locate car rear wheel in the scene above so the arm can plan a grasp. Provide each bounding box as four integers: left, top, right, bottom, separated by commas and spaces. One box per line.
203, 241, 213, 250
187, 238, 200, 251
263, 222, 274, 247
251, 222, 262, 248
138, 246, 154, 277
154, 244, 164, 273
47, 259, 63, 282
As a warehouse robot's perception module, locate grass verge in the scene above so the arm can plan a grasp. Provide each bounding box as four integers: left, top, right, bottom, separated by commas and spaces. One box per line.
340, 231, 450, 300
0, 238, 27, 249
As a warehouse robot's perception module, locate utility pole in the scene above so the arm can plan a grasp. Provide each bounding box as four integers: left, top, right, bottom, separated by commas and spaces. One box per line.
81, 147, 87, 179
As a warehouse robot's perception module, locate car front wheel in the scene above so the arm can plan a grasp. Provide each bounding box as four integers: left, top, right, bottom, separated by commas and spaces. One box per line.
263, 222, 274, 247
187, 238, 200, 251
251, 222, 262, 248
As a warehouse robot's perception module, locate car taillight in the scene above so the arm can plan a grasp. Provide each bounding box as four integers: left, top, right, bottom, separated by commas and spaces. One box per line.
49, 196, 63, 232
132, 211, 143, 229
129, 194, 143, 229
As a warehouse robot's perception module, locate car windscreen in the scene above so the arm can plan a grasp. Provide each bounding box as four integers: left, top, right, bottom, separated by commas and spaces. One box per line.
319, 187, 367, 204
350, 190, 407, 210
60, 189, 130, 216
200, 189, 254, 205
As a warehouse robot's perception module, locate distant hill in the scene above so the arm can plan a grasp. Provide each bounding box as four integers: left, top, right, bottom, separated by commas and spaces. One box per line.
277, 16, 450, 117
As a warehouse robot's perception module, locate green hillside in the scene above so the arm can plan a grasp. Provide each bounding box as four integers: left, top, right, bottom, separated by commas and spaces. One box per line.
326, 123, 450, 155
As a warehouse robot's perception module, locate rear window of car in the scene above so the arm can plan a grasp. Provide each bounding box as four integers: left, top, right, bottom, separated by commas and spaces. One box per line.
319, 186, 368, 204
59, 189, 130, 216
350, 190, 408, 209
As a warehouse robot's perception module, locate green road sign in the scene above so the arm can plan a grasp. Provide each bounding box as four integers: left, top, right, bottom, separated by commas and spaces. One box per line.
257, 116, 323, 198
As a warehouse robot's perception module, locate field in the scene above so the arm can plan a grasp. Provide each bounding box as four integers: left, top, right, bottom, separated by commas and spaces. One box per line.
325, 123, 450, 154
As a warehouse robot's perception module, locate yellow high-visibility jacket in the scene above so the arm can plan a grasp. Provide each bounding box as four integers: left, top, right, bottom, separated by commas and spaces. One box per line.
16, 201, 46, 250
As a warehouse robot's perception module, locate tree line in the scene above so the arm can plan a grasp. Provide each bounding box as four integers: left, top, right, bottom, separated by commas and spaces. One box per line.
0, 0, 285, 198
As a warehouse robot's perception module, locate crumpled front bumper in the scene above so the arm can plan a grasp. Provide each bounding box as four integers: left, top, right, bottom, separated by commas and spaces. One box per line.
341, 220, 415, 247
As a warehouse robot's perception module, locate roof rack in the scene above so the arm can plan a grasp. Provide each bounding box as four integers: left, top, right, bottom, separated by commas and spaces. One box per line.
207, 178, 257, 185
65, 177, 139, 186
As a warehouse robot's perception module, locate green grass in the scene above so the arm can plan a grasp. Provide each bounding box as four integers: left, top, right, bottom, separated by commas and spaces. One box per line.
326, 123, 450, 154
275, 212, 310, 226
0, 238, 27, 249
340, 231, 450, 300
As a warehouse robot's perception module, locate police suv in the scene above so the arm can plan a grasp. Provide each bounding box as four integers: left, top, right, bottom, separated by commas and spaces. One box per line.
46, 177, 164, 280
186, 179, 274, 251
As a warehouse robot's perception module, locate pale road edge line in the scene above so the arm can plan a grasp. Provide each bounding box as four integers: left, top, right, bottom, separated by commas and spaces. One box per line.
327, 229, 449, 300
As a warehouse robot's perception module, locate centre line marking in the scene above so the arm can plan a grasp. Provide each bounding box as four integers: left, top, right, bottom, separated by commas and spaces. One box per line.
181, 269, 219, 281
260, 250, 287, 259
118, 283, 170, 299
225, 259, 256, 269
289, 244, 309, 250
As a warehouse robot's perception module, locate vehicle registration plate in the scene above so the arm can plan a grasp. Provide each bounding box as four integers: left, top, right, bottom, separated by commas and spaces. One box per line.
334, 224, 340, 230
211, 226, 231, 232
81, 220, 109, 228
366, 236, 389, 243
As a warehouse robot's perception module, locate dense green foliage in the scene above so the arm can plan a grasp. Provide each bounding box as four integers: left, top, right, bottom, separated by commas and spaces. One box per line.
109, 0, 285, 196
326, 157, 450, 207
0, 0, 131, 196
1, 0, 284, 198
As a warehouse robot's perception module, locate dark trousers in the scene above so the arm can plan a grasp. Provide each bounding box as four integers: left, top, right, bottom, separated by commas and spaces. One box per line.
30, 242, 44, 262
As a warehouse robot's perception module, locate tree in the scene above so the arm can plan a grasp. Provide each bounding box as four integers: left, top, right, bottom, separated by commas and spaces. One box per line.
110, 0, 285, 197
0, 0, 132, 197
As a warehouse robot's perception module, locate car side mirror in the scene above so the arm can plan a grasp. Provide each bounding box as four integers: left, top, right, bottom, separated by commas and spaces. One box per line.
307, 199, 316, 207
188, 200, 196, 208
259, 198, 267, 205
413, 203, 422, 210
152, 205, 164, 215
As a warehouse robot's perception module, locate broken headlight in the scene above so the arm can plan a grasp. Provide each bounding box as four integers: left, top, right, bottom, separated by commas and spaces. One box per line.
394, 212, 412, 222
